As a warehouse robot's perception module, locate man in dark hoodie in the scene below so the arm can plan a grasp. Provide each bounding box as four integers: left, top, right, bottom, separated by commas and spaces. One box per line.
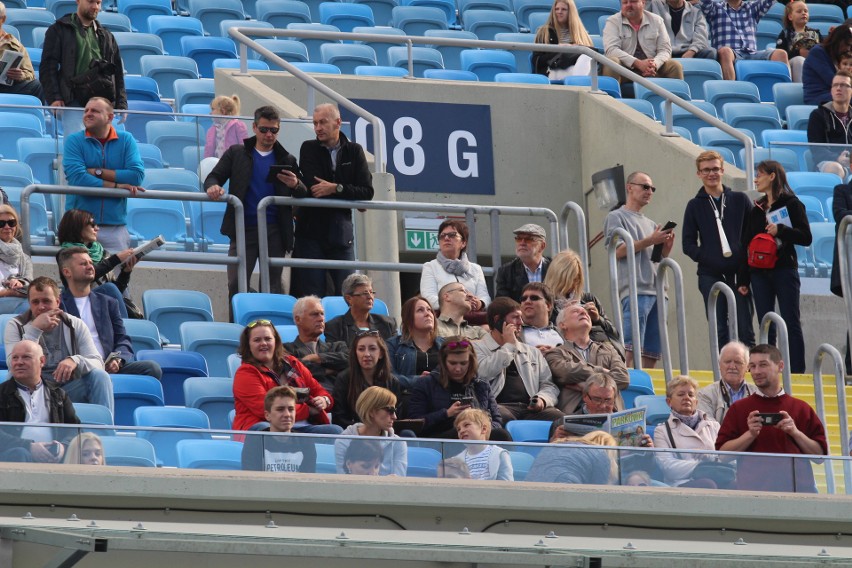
682, 150, 754, 349
807, 70, 852, 179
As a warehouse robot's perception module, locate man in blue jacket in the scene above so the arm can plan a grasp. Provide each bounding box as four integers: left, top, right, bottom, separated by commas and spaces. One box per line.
682, 150, 754, 349
62, 96, 144, 254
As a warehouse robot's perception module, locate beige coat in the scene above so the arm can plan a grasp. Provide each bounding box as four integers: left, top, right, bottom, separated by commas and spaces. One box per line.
545, 340, 629, 413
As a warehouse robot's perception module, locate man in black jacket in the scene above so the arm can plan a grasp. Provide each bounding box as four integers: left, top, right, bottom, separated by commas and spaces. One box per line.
39, 0, 126, 134
205, 106, 306, 301
682, 149, 754, 348
495, 223, 550, 302
0, 340, 79, 463
293, 103, 374, 297
807, 70, 852, 178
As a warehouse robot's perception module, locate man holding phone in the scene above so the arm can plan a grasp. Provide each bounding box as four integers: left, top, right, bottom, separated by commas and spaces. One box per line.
716, 344, 827, 492
204, 105, 306, 303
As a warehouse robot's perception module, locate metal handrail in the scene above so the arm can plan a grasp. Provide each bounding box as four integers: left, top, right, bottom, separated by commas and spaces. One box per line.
838, 216, 852, 382
19, 185, 249, 293
707, 281, 738, 381
558, 201, 588, 291
759, 312, 792, 395
227, 27, 754, 188
254, 196, 559, 293
656, 258, 689, 382
606, 227, 641, 370
812, 343, 850, 495
229, 28, 386, 174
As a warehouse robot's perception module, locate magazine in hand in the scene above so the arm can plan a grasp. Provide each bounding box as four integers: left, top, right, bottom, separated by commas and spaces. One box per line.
0, 50, 24, 86
767, 206, 792, 229
121, 235, 165, 266
562, 406, 647, 447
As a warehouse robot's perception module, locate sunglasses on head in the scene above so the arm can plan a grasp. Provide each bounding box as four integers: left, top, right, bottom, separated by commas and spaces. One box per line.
0, 219, 17, 228
247, 319, 273, 328
257, 126, 280, 134
446, 340, 471, 350
356, 329, 380, 338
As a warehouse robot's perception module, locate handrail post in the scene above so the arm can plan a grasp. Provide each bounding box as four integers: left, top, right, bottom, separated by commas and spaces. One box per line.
607, 227, 641, 370
406, 38, 414, 79
662, 100, 677, 137
465, 208, 477, 264
838, 216, 852, 383
489, 209, 501, 298
758, 312, 792, 395
558, 201, 589, 292
707, 281, 738, 381
656, 258, 689, 383
813, 343, 849, 494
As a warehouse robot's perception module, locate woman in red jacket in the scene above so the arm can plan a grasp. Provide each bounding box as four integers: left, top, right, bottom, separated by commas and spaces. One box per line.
232, 320, 342, 434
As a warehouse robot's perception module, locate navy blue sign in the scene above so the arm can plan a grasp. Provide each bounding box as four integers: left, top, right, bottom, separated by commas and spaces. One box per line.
341, 99, 494, 195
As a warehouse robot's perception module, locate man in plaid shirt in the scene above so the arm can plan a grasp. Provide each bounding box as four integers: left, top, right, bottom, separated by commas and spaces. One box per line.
699, 0, 788, 80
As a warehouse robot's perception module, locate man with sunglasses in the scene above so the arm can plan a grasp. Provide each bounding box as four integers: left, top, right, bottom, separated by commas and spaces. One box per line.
603, 171, 674, 369
205, 106, 305, 303
518, 283, 561, 351
292, 103, 374, 297
682, 150, 754, 350
494, 224, 550, 303
435, 282, 487, 340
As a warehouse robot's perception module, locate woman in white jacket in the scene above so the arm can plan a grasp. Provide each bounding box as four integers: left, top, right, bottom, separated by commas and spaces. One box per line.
420, 219, 490, 311
653, 375, 724, 488
334, 386, 408, 476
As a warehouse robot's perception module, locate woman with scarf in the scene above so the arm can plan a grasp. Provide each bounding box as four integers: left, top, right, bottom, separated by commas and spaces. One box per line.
0, 205, 32, 314
420, 219, 490, 312
204, 94, 249, 159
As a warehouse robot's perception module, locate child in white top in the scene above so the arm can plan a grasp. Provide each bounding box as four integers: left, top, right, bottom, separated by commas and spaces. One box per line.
454, 408, 513, 481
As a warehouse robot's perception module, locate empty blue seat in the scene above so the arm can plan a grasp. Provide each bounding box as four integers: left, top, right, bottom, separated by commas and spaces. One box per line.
134, 406, 211, 467
735, 60, 791, 102
287, 23, 342, 63
176, 439, 243, 470
101, 436, 157, 467
634, 78, 691, 117
773, 82, 804, 120
173, 78, 216, 111
460, 49, 516, 81
797, 194, 827, 223
190, 201, 228, 252
320, 2, 375, 31
423, 68, 479, 81
697, 127, 757, 168
701, 145, 735, 165
722, 102, 782, 142
122, 318, 163, 352
563, 75, 622, 98
212, 58, 271, 71
232, 293, 298, 326
17, 137, 61, 185
320, 43, 377, 74
703, 79, 760, 115
180, 321, 243, 377
183, 376, 235, 430
74, 403, 114, 427
391, 6, 448, 35
46, 0, 77, 18
671, 100, 717, 141
527, 9, 549, 32
117, 0, 173, 33
406, 446, 442, 477
147, 15, 204, 57
754, 19, 780, 50
123, 100, 175, 144
620, 98, 656, 120
494, 72, 548, 84
256, 0, 313, 28
403, 0, 457, 26
506, 419, 551, 442
218, 19, 276, 39
458, 0, 512, 15
493, 31, 535, 73
140, 55, 200, 100
0, 114, 43, 160
0, 161, 36, 189
112, 373, 165, 427
136, 350, 209, 406
811, 221, 836, 267
145, 121, 203, 169
785, 104, 817, 131
387, 46, 443, 76
463, 9, 518, 40
5, 8, 55, 48
275, 324, 300, 342
352, 25, 405, 66
762, 129, 809, 170
253, 39, 310, 70
227, 353, 242, 377
354, 0, 399, 27
511, 0, 552, 31
112, 32, 165, 75
675, 57, 722, 100
632, 394, 670, 426
181, 36, 238, 78
321, 295, 351, 320
97, 12, 134, 33
762, 1, 784, 25
142, 289, 214, 346
292, 62, 343, 73
807, 4, 845, 24
786, 172, 842, 207
576, 0, 619, 35
623, 369, 655, 408
126, 199, 194, 250
188, 0, 246, 36
124, 75, 161, 102
143, 168, 201, 193
424, 28, 477, 70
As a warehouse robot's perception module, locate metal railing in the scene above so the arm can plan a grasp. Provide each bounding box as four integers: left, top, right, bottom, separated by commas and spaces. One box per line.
759, 312, 792, 395
227, 27, 754, 188
606, 228, 642, 370
656, 258, 689, 382
559, 201, 589, 293
707, 281, 738, 381
255, 196, 559, 293
812, 343, 851, 495
20, 185, 249, 293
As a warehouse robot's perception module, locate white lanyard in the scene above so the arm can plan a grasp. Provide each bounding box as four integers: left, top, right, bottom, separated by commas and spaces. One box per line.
709, 192, 726, 222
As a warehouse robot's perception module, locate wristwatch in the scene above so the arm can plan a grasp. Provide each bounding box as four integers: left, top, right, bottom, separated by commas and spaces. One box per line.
95, 169, 103, 178
335, 184, 343, 194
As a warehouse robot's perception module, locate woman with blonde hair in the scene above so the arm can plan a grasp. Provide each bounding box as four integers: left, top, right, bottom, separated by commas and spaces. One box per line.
0, 204, 32, 314
334, 386, 407, 476
204, 94, 249, 158
526, 430, 618, 484
532, 0, 594, 79
64, 433, 105, 465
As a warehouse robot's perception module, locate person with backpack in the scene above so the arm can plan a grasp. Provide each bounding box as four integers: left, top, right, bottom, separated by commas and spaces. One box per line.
738, 161, 812, 374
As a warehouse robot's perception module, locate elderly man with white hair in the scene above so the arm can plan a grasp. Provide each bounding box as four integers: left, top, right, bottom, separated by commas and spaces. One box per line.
697, 341, 757, 423
282, 295, 349, 391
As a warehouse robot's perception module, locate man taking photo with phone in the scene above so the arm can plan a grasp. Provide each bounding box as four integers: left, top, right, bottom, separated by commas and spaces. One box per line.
716, 344, 827, 492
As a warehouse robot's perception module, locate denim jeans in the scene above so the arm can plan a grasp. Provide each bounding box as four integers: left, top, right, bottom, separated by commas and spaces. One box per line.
60, 369, 114, 414
620, 294, 662, 360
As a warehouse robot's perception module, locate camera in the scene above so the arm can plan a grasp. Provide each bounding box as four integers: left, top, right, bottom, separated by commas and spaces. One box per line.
758, 412, 783, 426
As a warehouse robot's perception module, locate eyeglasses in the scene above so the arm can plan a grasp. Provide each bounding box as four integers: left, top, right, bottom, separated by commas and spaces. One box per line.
350, 290, 376, 298
699, 167, 723, 175
520, 294, 544, 302
247, 319, 272, 328
629, 182, 656, 192
0, 219, 18, 228
439, 231, 460, 240
380, 406, 397, 415
587, 395, 614, 405
356, 329, 380, 338
86, 219, 97, 227
832, 83, 852, 89
514, 235, 541, 243
256, 126, 280, 134
446, 340, 471, 349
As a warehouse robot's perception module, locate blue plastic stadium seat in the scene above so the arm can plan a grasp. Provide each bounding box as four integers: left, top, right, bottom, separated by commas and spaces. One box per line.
112, 374, 165, 427
189, 201, 228, 252
762, 129, 809, 170
188, 0, 245, 36
320, 2, 375, 31
232, 293, 298, 326
136, 350, 209, 406
675, 57, 722, 100
424, 28, 477, 71
112, 32, 165, 75
703, 79, 760, 115
256, 0, 313, 28
786, 172, 842, 209
227, 353, 242, 377
143, 168, 201, 193
147, 16, 204, 57
17, 137, 61, 185
491, 72, 547, 84
321, 296, 351, 320
458, 0, 512, 16
506, 419, 551, 442
101, 436, 158, 467
633, 78, 691, 118
126, 199, 194, 251
117, 0, 173, 33
320, 43, 377, 74
575, 0, 619, 35
391, 6, 448, 35
742, 147, 800, 174
97, 11, 133, 33
622, 369, 655, 408
807, 4, 845, 24
620, 98, 656, 120
0, 160, 35, 189
124, 75, 161, 102
404, 0, 457, 26
785, 104, 817, 132
287, 23, 342, 63
797, 195, 827, 223
773, 82, 804, 121
492, 32, 535, 73
253, 39, 310, 69
123, 101, 174, 144
811, 221, 837, 268
350, 26, 405, 66
181, 36, 238, 78
5, 8, 55, 48
176, 439, 243, 470
508, 450, 534, 480
512, 0, 552, 31
671, 101, 717, 141
218, 19, 275, 39
173, 78, 216, 110
754, 19, 781, 51
275, 325, 300, 342
145, 120, 203, 169
122, 318, 163, 352
734, 60, 791, 102
632, 394, 670, 426
183, 377, 235, 430
422, 68, 479, 81
134, 406, 212, 467
722, 102, 782, 143
406, 446, 442, 477
563, 75, 621, 98
697, 127, 757, 169
46, 0, 77, 18
387, 46, 444, 77
142, 289, 214, 346
212, 58, 271, 71
354, 0, 399, 27
460, 49, 516, 81
74, 403, 115, 427
354, 65, 408, 76
462, 9, 518, 40
180, 321, 243, 378
0, 114, 43, 160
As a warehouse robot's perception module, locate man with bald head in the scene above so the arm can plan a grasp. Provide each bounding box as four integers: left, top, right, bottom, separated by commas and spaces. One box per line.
697, 341, 757, 423
0, 340, 80, 463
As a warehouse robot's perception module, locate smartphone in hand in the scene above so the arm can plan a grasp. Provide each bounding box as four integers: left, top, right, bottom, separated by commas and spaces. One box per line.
651, 221, 677, 262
